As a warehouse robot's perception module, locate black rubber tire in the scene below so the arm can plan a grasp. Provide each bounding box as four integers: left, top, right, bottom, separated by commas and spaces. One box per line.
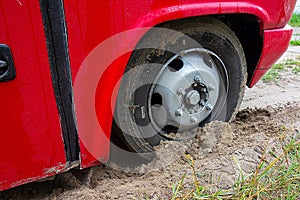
113, 17, 247, 153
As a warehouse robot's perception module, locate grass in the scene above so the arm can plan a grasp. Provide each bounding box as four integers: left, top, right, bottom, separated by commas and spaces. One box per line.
289, 14, 300, 27
285, 59, 300, 66
292, 66, 300, 74
261, 68, 280, 83
171, 135, 300, 199
261, 63, 283, 83
290, 40, 300, 46
262, 59, 300, 83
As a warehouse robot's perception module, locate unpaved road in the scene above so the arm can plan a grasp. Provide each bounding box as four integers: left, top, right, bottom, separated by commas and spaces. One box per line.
1, 48, 300, 200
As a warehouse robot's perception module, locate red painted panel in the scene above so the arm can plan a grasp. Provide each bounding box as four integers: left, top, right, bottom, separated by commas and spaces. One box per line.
63, 0, 295, 168
249, 25, 293, 87
0, 0, 66, 190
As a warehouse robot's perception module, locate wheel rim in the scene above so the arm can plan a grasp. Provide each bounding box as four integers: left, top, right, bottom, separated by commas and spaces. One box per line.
147, 48, 228, 139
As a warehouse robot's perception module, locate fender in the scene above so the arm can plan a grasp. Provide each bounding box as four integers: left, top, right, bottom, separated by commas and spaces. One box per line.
134, 2, 269, 29
63, 0, 294, 168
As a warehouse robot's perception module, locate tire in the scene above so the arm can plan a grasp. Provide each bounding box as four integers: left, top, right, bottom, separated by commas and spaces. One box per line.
113, 17, 247, 154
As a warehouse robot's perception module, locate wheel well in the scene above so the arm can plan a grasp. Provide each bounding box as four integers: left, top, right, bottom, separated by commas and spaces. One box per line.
217, 14, 262, 85
157, 14, 263, 85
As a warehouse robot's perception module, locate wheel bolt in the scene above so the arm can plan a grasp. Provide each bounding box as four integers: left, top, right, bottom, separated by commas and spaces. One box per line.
190, 116, 197, 123
200, 100, 206, 106
177, 88, 186, 95
206, 103, 213, 111
175, 109, 183, 116
194, 75, 202, 83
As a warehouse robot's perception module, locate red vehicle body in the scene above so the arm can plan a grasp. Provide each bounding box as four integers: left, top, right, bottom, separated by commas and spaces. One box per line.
0, 0, 295, 191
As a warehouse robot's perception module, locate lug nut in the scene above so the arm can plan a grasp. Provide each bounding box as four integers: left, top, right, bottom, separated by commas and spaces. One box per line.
177, 88, 186, 95
194, 75, 202, 83
206, 103, 213, 111
200, 100, 206, 106
190, 116, 197, 123
175, 109, 183, 116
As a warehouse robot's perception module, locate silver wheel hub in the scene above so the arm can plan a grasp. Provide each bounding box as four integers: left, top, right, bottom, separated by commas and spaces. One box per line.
148, 48, 226, 133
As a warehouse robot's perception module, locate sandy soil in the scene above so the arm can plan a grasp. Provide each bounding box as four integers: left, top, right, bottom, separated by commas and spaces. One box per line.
0, 52, 299, 200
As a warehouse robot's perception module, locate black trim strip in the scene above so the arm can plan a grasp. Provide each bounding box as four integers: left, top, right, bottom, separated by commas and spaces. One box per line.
40, 0, 79, 162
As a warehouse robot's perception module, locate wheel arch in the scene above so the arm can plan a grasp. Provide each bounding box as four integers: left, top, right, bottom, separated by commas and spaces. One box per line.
129, 2, 268, 86
153, 14, 263, 86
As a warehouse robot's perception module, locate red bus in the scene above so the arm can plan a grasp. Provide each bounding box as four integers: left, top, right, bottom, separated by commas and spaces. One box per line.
0, 0, 295, 191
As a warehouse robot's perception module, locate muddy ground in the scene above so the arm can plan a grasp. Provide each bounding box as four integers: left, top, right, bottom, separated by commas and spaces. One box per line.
1, 54, 300, 199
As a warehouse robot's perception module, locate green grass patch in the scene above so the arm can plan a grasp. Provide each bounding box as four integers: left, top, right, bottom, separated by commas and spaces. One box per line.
172, 137, 300, 199
262, 66, 281, 83
272, 63, 284, 70
292, 66, 300, 74
290, 40, 300, 46
285, 59, 300, 66
284, 59, 300, 74
262, 60, 300, 83
289, 14, 300, 27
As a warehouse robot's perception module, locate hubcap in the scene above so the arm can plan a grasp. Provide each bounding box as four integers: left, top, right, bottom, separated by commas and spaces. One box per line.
148, 48, 228, 137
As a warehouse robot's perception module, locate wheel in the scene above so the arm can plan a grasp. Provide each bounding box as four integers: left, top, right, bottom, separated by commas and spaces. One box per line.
113, 17, 247, 153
